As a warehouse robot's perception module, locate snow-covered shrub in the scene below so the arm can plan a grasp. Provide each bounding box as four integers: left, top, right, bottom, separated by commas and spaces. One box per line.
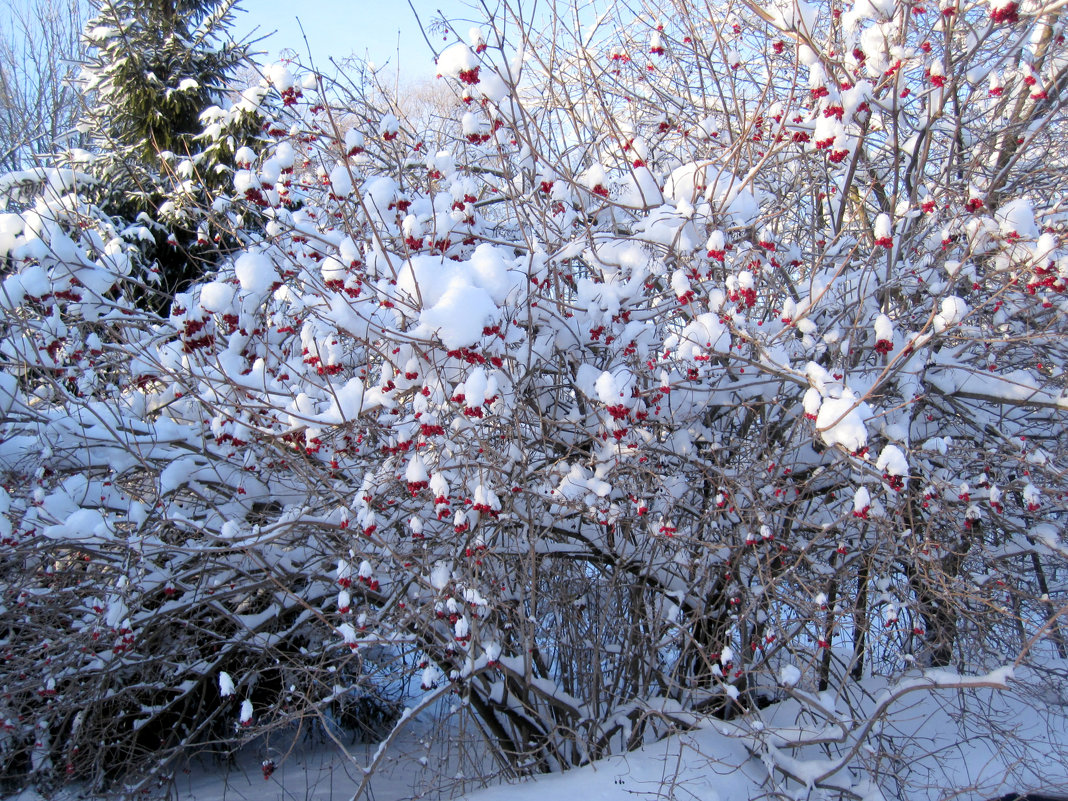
2, 0, 1068, 796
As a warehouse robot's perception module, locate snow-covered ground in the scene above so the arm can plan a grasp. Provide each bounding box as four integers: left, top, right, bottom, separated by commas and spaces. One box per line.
14, 666, 1065, 801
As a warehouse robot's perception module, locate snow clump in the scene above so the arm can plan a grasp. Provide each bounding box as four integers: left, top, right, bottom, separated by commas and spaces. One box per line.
816, 390, 869, 454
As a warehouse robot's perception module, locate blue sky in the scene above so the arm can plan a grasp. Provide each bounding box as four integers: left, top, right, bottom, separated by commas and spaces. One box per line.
230, 0, 482, 78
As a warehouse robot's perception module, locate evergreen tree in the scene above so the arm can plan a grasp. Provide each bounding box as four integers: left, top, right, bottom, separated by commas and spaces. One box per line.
78, 0, 262, 301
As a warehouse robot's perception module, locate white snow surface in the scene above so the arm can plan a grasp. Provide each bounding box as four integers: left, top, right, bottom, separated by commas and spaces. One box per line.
874, 313, 893, 342
934, 295, 968, 331
815, 391, 869, 452
398, 245, 520, 349
217, 671, 235, 697
131, 670, 1068, 801
233, 252, 279, 295
876, 443, 908, 476
437, 43, 480, 78
198, 281, 235, 313
995, 197, 1041, 240
419, 280, 497, 349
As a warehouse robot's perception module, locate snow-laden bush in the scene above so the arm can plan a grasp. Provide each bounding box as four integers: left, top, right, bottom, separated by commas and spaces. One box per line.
2, 0, 1068, 796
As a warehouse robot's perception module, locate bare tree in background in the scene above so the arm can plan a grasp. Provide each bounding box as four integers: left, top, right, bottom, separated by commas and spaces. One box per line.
0, 0, 86, 173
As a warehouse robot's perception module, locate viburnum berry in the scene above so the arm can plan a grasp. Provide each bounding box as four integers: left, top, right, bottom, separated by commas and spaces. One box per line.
990, 1, 1019, 23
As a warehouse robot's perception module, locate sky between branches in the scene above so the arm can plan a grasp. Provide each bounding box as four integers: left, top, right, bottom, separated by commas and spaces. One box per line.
230, 0, 482, 76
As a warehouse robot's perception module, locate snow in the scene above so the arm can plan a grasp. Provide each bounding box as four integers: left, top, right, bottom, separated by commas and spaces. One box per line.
766, 0, 819, 32
430, 561, 452, 591
419, 280, 497, 349
664, 165, 761, 225
233, 252, 279, 295
329, 163, 354, 196
0, 371, 17, 418
873, 313, 893, 343
853, 486, 871, 513
198, 281, 234, 313
633, 205, 702, 249
678, 314, 729, 360
874, 212, 892, 240
422, 664, 442, 689
663, 162, 715, 204
595, 370, 622, 404
780, 663, 803, 686
378, 113, 400, 137
405, 453, 428, 484
843, 0, 895, 29
0, 167, 93, 203
43, 508, 111, 541
397, 250, 517, 324
320, 255, 346, 285
218, 672, 235, 697
148, 671, 1068, 801
467, 244, 518, 304
617, 166, 663, 209
933, 295, 968, 331
995, 197, 1041, 240
555, 463, 612, 502
234, 146, 256, 168
437, 43, 480, 79
268, 63, 294, 91
815, 391, 868, 453
1023, 482, 1041, 509
460, 111, 482, 137
321, 377, 366, 422
923, 351, 1063, 406
337, 622, 358, 647
875, 444, 907, 476
580, 163, 608, 193
344, 128, 364, 154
